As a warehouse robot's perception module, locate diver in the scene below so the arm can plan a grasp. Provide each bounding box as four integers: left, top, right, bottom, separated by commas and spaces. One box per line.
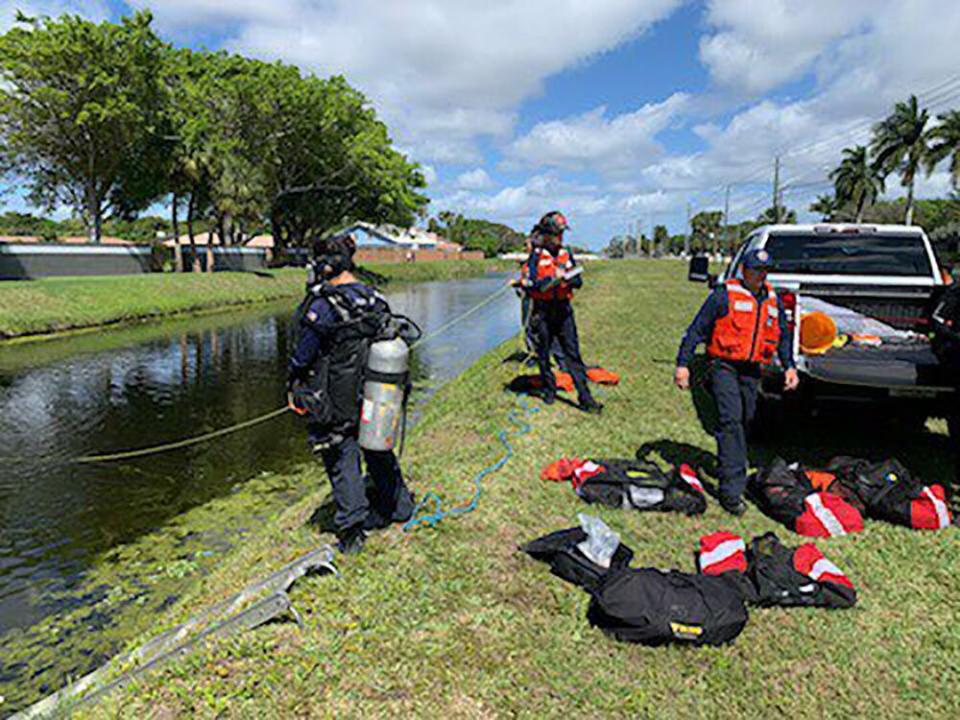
288, 235, 415, 554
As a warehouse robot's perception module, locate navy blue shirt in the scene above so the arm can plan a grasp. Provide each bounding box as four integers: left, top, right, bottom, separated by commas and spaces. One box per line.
525, 246, 583, 293
677, 285, 795, 369
288, 282, 374, 383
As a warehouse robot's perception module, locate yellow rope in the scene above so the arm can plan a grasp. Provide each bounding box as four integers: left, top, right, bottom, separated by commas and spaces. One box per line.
74, 282, 515, 464
75, 407, 291, 464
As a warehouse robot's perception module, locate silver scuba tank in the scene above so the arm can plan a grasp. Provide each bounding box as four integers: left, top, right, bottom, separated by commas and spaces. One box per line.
358, 336, 410, 451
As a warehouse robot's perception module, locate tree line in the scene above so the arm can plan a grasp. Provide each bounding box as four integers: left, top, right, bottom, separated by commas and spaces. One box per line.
0, 11, 428, 270
812, 95, 960, 225
605, 95, 960, 259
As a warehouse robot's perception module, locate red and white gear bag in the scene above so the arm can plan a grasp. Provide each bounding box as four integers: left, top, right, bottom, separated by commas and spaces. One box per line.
794, 492, 864, 538
698, 532, 747, 575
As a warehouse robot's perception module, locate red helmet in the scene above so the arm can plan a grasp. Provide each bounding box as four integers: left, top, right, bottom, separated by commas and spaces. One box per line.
536, 211, 569, 237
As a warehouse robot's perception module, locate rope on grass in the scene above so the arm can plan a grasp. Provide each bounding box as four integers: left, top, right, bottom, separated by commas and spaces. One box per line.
402, 397, 539, 532
74, 283, 516, 465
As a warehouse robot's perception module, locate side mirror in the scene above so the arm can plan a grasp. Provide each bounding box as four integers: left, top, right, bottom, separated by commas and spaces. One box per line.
688, 255, 710, 283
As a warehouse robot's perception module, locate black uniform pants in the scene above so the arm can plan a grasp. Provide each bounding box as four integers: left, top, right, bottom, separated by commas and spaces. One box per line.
522, 294, 566, 368
313, 431, 414, 533
531, 300, 593, 403
711, 359, 761, 502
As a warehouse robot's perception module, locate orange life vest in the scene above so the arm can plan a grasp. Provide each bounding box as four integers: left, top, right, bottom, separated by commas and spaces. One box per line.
707, 279, 781, 364
529, 247, 574, 301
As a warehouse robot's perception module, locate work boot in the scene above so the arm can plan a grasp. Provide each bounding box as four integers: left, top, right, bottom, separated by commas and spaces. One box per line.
540, 390, 556, 405
720, 496, 747, 517
579, 398, 604, 415
336, 526, 367, 555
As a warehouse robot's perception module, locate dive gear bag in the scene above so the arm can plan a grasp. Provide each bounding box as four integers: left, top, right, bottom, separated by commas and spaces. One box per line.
698, 531, 856, 609
827, 457, 953, 530
587, 568, 749, 646
749, 457, 864, 537
541, 456, 707, 516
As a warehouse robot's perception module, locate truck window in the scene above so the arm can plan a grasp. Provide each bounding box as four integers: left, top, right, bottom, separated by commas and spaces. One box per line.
764, 233, 932, 277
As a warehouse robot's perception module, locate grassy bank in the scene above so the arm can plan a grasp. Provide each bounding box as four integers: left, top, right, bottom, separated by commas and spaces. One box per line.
0, 259, 502, 340
66, 260, 958, 718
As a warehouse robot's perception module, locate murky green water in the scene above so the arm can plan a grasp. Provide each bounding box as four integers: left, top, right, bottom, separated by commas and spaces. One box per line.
0, 273, 520, 714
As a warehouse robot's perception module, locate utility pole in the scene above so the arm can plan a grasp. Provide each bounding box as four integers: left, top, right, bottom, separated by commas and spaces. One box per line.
772, 156, 781, 224
684, 201, 692, 257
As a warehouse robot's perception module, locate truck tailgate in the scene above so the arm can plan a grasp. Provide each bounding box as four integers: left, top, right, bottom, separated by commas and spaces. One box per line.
802, 342, 951, 389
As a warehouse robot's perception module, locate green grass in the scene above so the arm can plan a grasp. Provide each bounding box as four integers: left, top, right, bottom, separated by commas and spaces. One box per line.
68, 260, 958, 718
0, 260, 502, 340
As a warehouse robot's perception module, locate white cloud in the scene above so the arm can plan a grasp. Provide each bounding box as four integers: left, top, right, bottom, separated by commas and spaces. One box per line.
455, 168, 493, 190
135, 0, 685, 164
434, 174, 610, 230
699, 0, 875, 96
506, 93, 688, 176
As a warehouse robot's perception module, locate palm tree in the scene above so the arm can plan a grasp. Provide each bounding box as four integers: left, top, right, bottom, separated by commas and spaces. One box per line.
809, 193, 840, 221
926, 109, 960, 189
870, 95, 931, 225
829, 146, 884, 223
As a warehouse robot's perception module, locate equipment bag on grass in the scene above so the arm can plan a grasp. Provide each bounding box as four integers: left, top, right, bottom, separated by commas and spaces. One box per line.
521, 525, 634, 593
541, 457, 706, 516
749, 458, 864, 537
827, 456, 953, 530
698, 531, 857, 609
587, 568, 748, 646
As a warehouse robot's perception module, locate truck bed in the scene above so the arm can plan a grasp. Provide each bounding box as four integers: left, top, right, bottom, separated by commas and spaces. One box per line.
802, 341, 952, 389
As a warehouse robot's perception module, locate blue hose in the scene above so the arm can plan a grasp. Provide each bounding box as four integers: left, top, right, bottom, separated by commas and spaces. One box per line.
403, 397, 539, 532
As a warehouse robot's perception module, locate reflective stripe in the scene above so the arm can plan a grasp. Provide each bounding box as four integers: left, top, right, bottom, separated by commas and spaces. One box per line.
922, 486, 951, 528
733, 301, 754, 312
805, 493, 847, 536
699, 538, 746, 571
808, 557, 845, 582
679, 465, 704, 493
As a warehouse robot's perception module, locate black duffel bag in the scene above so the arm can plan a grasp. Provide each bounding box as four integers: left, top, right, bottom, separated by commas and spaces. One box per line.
587, 568, 748, 646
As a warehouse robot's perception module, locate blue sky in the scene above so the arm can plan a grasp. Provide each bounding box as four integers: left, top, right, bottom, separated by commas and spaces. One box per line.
3, 1, 960, 249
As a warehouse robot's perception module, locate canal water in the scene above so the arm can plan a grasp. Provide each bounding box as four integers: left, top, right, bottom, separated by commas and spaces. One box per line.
0, 272, 520, 713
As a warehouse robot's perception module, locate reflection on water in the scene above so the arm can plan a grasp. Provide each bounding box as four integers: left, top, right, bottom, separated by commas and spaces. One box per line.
0, 272, 519, 712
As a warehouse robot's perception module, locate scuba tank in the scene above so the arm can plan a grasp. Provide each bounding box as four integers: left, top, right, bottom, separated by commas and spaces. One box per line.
358, 334, 411, 452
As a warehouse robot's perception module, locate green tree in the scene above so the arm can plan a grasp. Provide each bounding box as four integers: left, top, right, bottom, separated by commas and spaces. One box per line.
653, 224, 669, 257
0, 11, 169, 242
430, 213, 524, 257
871, 95, 931, 226
757, 205, 797, 224
691, 210, 723, 253
604, 236, 625, 258
809, 193, 842, 221
830, 145, 885, 222
926, 110, 960, 190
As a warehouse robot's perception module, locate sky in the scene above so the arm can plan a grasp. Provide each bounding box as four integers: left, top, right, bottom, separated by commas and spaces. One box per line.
2, 0, 960, 249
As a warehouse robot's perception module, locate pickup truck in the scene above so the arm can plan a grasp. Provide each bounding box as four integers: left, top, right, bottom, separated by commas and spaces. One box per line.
688, 223, 957, 433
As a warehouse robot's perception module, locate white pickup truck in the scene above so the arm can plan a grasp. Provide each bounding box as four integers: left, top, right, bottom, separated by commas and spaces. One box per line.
688, 223, 957, 432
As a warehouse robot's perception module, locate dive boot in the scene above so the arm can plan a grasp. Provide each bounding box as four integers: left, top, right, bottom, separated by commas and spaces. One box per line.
336, 526, 367, 555
579, 398, 604, 415
720, 497, 747, 517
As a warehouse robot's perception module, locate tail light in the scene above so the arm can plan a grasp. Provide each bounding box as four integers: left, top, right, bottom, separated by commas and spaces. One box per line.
780, 290, 797, 333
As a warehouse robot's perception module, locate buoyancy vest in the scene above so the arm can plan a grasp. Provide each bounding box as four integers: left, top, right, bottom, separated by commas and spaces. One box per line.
528, 247, 575, 301
698, 532, 857, 609
543, 457, 707, 515
827, 457, 953, 530
749, 458, 864, 537
707, 279, 781, 364
292, 283, 390, 430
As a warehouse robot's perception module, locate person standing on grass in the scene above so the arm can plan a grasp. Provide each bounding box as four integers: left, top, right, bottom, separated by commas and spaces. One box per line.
525, 211, 602, 414
288, 235, 415, 554
674, 248, 799, 515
